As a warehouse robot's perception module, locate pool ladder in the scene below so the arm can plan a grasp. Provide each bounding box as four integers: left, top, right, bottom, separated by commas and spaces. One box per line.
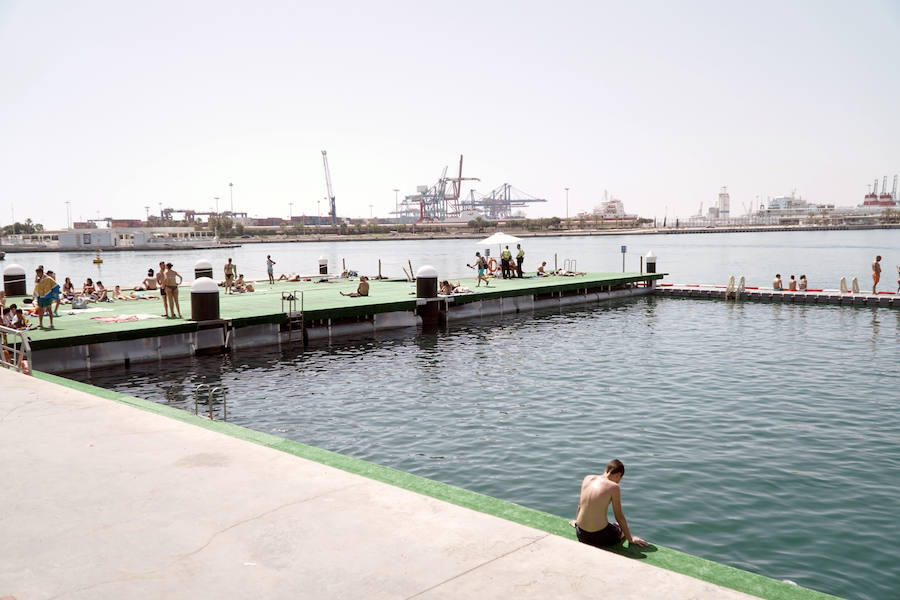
281, 290, 305, 344
193, 384, 228, 421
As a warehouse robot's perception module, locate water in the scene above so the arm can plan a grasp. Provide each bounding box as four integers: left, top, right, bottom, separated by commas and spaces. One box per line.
4, 229, 899, 292
70, 296, 900, 600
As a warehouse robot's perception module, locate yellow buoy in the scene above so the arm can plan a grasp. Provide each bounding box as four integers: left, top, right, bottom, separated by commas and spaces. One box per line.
92, 250, 103, 264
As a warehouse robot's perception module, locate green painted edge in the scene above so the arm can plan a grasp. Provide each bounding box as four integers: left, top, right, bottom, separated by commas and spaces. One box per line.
30, 370, 840, 600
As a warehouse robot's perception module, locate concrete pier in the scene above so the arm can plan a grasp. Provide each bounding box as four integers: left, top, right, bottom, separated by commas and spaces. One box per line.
8, 273, 664, 373
0, 368, 837, 599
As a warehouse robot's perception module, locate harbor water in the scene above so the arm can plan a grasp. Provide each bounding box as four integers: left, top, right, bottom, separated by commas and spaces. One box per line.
21, 229, 900, 600
70, 302, 898, 600
4, 229, 899, 291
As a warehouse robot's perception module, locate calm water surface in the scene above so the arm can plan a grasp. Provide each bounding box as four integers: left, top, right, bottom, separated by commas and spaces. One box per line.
71, 296, 900, 600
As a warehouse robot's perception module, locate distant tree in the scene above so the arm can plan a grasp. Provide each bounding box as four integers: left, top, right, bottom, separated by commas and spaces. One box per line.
235, 223, 245, 236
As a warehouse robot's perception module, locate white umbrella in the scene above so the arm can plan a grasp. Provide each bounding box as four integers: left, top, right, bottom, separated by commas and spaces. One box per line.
477, 232, 521, 246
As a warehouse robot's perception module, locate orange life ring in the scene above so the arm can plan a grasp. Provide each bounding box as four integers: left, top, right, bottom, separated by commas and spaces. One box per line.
487, 258, 499, 274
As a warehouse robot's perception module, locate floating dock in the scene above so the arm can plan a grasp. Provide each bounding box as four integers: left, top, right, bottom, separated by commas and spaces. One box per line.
0, 367, 838, 599
657, 283, 899, 307
7, 272, 664, 373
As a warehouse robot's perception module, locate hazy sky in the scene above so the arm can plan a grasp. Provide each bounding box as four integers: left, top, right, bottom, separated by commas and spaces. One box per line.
2, 0, 899, 229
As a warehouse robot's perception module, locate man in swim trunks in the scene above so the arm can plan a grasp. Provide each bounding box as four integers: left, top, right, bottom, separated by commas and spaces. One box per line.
872, 255, 881, 294
266, 255, 276, 284
571, 459, 648, 549
224, 258, 237, 294
772, 274, 783, 290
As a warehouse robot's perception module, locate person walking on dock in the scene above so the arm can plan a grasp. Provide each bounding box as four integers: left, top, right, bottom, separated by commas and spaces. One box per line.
266, 255, 276, 284
500, 245, 512, 279
515, 243, 525, 278
872, 255, 882, 294
224, 258, 237, 294
156, 261, 169, 317
468, 252, 491, 287
571, 459, 648, 549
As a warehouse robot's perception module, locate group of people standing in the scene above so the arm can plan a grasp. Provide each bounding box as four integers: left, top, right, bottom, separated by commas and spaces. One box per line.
500, 244, 525, 279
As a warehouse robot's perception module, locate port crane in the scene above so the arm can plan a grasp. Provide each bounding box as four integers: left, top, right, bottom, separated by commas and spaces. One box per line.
321, 150, 337, 224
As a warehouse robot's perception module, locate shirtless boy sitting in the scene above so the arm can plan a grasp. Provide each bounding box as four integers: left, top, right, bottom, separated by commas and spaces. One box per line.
571, 459, 648, 548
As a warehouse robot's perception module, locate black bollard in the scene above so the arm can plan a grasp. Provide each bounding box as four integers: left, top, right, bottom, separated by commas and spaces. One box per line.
3, 264, 27, 296
190, 277, 220, 321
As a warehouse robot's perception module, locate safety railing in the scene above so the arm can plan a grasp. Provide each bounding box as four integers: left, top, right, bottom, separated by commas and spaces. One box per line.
0, 324, 32, 374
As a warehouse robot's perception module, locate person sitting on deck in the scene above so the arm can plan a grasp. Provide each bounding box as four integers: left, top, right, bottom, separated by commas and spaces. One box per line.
772, 274, 783, 290
571, 459, 649, 550
93, 281, 110, 302
61, 277, 75, 299
788, 275, 797, 291
136, 268, 158, 291
536, 261, 551, 277
340, 276, 369, 297
439, 280, 454, 295
82, 278, 96, 300
799, 274, 808, 291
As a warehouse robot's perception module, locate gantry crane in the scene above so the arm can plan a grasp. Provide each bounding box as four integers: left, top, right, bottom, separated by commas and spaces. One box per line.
321, 150, 337, 224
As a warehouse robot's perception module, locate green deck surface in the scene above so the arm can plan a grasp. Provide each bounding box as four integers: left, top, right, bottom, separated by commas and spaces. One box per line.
32, 370, 840, 600
10, 272, 664, 350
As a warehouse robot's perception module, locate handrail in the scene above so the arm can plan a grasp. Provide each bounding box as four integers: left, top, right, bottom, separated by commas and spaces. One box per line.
0, 324, 32, 374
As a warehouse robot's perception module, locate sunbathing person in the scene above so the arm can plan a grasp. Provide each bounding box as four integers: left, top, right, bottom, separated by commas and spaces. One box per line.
340, 276, 369, 297
93, 281, 110, 302
82, 278, 96, 298
136, 268, 158, 291
451, 281, 474, 294
277, 273, 302, 282
113, 285, 133, 300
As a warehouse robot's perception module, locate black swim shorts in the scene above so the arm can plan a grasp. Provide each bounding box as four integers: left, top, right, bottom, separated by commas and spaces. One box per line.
575, 523, 622, 548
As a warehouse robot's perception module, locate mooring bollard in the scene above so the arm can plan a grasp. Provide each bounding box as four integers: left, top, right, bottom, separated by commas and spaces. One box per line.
415, 265, 440, 326
191, 277, 220, 321
318, 256, 328, 275
645, 251, 657, 274
194, 259, 213, 280
3, 264, 27, 296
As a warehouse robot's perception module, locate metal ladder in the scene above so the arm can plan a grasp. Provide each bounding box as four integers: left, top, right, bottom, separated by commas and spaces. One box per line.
564, 258, 577, 273
0, 325, 32, 374
281, 290, 304, 342
194, 384, 228, 421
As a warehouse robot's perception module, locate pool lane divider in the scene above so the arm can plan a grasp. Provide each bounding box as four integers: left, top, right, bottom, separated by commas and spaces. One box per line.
32, 370, 841, 600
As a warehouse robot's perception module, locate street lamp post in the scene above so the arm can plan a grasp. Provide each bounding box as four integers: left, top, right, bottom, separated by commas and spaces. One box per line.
214, 197, 219, 216
317, 200, 321, 223
393, 188, 399, 223
369, 204, 373, 218
289, 202, 293, 221
229, 182, 233, 213
565, 187, 569, 223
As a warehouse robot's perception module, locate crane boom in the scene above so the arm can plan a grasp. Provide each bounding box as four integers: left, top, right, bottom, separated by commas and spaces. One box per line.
322, 150, 336, 224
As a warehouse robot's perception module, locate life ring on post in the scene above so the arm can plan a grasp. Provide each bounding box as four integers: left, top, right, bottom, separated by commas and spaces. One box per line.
487, 258, 499, 274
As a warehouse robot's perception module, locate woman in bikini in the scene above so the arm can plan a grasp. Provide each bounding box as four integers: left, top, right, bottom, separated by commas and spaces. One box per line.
164, 262, 183, 318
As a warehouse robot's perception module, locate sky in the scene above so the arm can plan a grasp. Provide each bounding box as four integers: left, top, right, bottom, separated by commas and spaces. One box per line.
2, 0, 899, 229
